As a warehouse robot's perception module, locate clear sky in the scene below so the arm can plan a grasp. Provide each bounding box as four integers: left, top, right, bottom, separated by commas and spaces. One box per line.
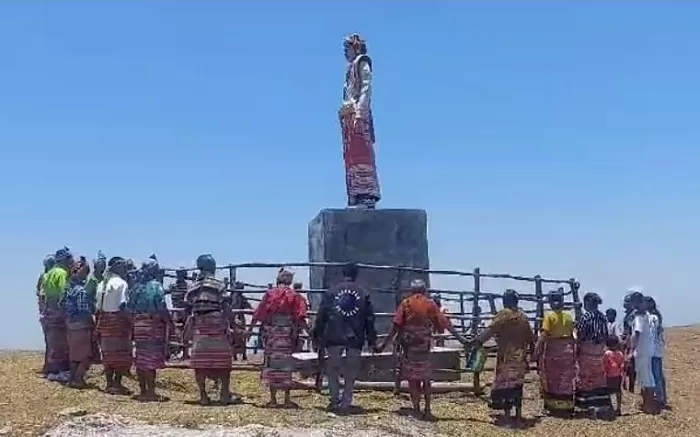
1, 2, 697, 349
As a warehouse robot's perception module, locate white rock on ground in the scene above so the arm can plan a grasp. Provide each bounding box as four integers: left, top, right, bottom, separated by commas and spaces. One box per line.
43, 414, 435, 437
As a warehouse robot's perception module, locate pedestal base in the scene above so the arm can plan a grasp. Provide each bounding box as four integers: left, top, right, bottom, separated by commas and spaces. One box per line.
308, 208, 430, 335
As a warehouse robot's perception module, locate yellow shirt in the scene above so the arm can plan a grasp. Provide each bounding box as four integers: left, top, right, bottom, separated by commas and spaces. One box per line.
542, 310, 574, 338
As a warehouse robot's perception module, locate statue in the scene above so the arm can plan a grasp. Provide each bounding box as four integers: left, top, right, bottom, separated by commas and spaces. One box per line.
340, 33, 380, 209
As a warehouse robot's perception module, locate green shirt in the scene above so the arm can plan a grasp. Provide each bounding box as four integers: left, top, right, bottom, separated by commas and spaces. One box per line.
42, 266, 69, 299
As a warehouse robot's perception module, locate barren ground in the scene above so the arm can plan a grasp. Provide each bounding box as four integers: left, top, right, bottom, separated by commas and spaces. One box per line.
2, 325, 700, 437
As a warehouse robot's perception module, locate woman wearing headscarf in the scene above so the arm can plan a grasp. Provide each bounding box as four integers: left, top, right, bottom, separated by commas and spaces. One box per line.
183, 254, 239, 406
470, 290, 534, 426
38, 254, 55, 375
378, 279, 468, 420
128, 255, 173, 402
42, 247, 74, 382
535, 290, 576, 416
574, 292, 612, 415
63, 257, 94, 388
245, 267, 309, 408
95, 256, 133, 395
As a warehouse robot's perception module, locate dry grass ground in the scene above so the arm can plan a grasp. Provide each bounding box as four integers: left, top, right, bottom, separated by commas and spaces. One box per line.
2, 325, 700, 437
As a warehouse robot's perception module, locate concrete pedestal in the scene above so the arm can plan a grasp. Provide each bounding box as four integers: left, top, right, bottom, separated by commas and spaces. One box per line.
308, 208, 430, 336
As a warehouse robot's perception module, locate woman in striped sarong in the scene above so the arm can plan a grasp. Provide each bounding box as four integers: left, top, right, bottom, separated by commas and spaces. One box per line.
64, 259, 94, 388
575, 292, 613, 417
471, 290, 535, 427
128, 256, 173, 402
95, 257, 133, 395
536, 291, 576, 417
42, 247, 74, 382
183, 254, 239, 406
379, 279, 467, 420
246, 268, 308, 408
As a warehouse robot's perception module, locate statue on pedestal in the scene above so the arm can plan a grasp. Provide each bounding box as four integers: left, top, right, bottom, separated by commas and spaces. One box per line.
340, 33, 381, 209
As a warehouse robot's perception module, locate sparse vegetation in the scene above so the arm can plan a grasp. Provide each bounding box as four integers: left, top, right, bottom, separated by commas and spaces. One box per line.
2, 325, 700, 436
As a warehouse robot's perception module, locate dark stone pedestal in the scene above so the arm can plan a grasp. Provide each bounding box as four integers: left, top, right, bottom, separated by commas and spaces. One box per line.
308, 208, 430, 336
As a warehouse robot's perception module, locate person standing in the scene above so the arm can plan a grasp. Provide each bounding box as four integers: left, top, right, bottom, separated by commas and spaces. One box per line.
86, 252, 106, 364
183, 254, 238, 405
379, 279, 468, 420
246, 268, 309, 408
339, 33, 380, 209
605, 308, 624, 342
42, 247, 73, 382
314, 263, 377, 413
574, 292, 613, 416
38, 254, 56, 375
604, 336, 625, 416
628, 292, 658, 414
622, 292, 638, 392
644, 296, 668, 409
128, 256, 173, 402
536, 291, 576, 417
64, 258, 94, 389
469, 290, 534, 426
95, 256, 133, 395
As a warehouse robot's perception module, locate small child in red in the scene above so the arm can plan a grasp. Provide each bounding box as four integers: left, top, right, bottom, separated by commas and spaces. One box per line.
604, 336, 625, 415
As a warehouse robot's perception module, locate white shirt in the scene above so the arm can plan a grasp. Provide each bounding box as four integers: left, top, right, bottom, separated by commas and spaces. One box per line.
95, 275, 128, 313
648, 314, 665, 358
607, 321, 624, 340
632, 312, 653, 359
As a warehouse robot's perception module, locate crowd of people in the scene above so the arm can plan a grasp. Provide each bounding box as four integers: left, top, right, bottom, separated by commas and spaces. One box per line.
533, 290, 668, 422
35, 247, 668, 426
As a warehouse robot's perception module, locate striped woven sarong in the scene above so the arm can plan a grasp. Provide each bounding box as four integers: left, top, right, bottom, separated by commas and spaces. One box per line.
401, 324, 433, 382
132, 314, 167, 371
97, 312, 133, 371
67, 318, 94, 363
540, 337, 576, 415
576, 342, 612, 409
491, 345, 528, 410
44, 307, 69, 370
262, 314, 296, 389
190, 312, 232, 370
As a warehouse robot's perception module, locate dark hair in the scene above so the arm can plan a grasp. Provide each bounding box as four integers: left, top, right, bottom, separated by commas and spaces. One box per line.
503, 289, 519, 309
643, 296, 657, 310
629, 291, 644, 304
644, 296, 662, 325
343, 263, 359, 281
606, 335, 620, 349
605, 308, 617, 318
583, 292, 602, 306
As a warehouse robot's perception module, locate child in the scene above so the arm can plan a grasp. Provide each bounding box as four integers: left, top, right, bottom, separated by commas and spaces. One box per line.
604, 336, 625, 415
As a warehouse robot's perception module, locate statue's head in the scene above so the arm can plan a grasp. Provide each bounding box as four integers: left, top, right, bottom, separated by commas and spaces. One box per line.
343, 33, 367, 61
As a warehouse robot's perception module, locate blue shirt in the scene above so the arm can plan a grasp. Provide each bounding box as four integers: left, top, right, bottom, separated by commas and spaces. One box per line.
128, 279, 168, 315
64, 282, 95, 321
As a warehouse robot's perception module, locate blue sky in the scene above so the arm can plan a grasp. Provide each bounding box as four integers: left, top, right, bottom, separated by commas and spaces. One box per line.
1, 2, 698, 349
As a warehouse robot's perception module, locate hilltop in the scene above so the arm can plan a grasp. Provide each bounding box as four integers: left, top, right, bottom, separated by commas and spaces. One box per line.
2, 325, 700, 437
